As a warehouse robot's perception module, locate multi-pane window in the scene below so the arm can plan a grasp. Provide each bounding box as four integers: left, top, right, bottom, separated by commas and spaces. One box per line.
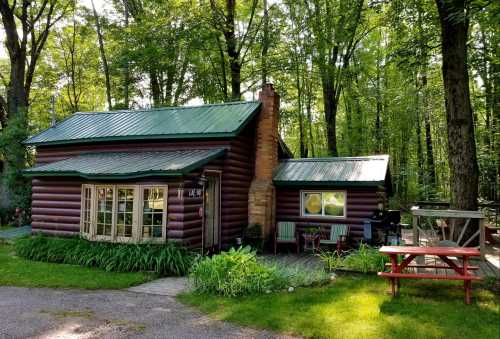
116, 188, 134, 238
96, 187, 113, 236
82, 186, 92, 234
142, 188, 165, 239
80, 184, 167, 243
301, 191, 346, 218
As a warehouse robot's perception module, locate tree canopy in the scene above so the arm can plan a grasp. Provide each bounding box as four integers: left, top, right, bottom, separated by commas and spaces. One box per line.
0, 0, 498, 210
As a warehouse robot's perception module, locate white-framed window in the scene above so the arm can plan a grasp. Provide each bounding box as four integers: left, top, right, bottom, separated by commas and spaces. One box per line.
80, 184, 168, 243
300, 191, 347, 218
81, 185, 93, 237
141, 186, 167, 242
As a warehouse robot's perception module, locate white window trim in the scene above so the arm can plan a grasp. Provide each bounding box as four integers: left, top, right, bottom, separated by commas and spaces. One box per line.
80, 184, 168, 243
80, 184, 95, 240
94, 185, 115, 241
115, 185, 139, 243
300, 190, 347, 219
139, 185, 168, 244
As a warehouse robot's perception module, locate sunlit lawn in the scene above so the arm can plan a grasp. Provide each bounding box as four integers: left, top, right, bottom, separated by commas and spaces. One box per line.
0, 244, 156, 289
179, 274, 500, 339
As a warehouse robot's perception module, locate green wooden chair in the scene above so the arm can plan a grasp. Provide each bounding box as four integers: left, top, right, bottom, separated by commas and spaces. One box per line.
320, 224, 350, 252
274, 221, 299, 254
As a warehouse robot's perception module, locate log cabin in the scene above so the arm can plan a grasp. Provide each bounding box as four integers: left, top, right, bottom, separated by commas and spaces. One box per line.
23, 84, 391, 251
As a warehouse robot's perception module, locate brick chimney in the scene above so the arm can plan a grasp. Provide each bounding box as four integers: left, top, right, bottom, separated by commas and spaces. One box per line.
248, 84, 279, 240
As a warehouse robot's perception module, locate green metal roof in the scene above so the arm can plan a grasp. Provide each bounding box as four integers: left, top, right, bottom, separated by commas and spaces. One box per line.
273, 155, 390, 187
25, 101, 261, 146
23, 149, 225, 179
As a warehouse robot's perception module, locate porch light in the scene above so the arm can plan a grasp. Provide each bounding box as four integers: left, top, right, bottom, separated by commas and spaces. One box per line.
197, 174, 208, 186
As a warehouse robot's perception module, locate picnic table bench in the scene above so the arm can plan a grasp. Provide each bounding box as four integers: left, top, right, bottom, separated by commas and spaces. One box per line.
378, 246, 482, 304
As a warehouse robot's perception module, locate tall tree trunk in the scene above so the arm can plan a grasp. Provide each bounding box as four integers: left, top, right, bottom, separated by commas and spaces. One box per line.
91, 0, 112, 110
415, 77, 425, 198
261, 0, 269, 87
215, 34, 228, 101
224, 0, 241, 100
150, 68, 161, 107
295, 64, 307, 157
374, 27, 383, 153
421, 73, 437, 191
123, 0, 130, 108
493, 33, 500, 201
435, 0, 479, 210
322, 72, 338, 156
305, 79, 315, 157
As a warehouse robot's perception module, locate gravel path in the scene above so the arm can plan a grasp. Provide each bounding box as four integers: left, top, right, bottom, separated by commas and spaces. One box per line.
0, 287, 295, 339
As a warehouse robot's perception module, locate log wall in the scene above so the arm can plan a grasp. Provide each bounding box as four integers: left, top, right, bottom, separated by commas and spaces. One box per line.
30, 121, 255, 249
275, 186, 386, 240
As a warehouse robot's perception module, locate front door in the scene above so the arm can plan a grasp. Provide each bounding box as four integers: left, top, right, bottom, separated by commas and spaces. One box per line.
203, 173, 220, 250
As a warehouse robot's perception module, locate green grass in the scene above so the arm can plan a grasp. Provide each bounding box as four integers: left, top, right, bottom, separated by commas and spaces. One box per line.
179, 274, 500, 339
0, 244, 156, 289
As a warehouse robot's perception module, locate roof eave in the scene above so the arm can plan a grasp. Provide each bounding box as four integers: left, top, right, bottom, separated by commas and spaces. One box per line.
23, 132, 239, 147
273, 180, 386, 187
23, 170, 184, 180
23, 149, 225, 179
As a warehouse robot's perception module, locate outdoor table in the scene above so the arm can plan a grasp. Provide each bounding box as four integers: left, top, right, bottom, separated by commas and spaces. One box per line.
378, 246, 482, 304
302, 233, 320, 253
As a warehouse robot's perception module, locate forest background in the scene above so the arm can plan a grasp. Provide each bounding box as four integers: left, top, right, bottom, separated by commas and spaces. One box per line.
0, 0, 498, 215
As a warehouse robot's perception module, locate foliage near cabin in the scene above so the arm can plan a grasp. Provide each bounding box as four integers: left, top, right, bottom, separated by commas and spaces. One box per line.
189, 246, 330, 296
0, 0, 499, 210
15, 235, 195, 276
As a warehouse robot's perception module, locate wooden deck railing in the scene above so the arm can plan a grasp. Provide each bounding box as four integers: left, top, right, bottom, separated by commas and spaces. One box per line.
411, 207, 486, 260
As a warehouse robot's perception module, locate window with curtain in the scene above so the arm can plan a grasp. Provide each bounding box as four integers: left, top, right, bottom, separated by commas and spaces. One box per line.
301, 191, 346, 218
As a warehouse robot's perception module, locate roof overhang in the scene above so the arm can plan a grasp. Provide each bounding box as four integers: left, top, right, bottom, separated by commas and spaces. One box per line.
23, 148, 225, 180
272, 155, 392, 192
273, 180, 386, 187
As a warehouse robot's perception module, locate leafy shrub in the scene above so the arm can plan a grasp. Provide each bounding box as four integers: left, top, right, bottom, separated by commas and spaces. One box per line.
317, 250, 344, 272
342, 243, 389, 273
190, 246, 331, 296
15, 235, 195, 276
190, 246, 283, 296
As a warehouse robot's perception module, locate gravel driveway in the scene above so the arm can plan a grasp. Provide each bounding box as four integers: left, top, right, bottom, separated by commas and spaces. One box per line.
0, 287, 294, 339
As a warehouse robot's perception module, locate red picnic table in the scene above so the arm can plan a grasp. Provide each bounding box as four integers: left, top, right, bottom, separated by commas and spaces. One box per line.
378, 246, 482, 304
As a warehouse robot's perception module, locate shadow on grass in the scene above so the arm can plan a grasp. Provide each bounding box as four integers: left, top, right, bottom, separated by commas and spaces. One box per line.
179, 275, 500, 339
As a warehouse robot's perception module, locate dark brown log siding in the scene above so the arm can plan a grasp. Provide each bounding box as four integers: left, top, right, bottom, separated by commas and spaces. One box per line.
30, 121, 255, 249
275, 186, 386, 240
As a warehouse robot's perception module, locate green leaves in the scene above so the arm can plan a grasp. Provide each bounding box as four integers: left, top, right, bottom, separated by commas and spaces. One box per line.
189, 246, 330, 296
14, 235, 195, 276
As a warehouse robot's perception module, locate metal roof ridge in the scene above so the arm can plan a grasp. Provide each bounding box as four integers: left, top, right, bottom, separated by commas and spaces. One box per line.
279, 155, 389, 162
62, 148, 227, 156
74, 100, 261, 116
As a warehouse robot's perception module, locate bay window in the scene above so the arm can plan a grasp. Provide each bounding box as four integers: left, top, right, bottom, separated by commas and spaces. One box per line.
142, 187, 165, 239
301, 191, 346, 218
80, 184, 168, 243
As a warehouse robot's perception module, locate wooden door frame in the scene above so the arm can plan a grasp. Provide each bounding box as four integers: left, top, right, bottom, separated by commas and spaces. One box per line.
202, 170, 222, 252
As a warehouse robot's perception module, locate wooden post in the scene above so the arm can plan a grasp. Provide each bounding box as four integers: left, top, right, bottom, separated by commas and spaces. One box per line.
412, 215, 419, 246
479, 218, 485, 261
413, 215, 424, 268
463, 255, 471, 305
390, 254, 397, 296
